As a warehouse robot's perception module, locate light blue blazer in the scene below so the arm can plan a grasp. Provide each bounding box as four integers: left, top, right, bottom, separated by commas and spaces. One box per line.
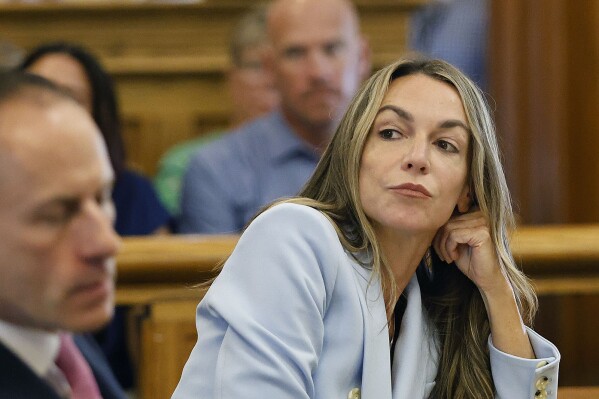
172, 203, 560, 399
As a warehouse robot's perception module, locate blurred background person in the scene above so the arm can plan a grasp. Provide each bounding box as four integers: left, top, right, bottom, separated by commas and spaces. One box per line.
409, 0, 488, 89
0, 40, 24, 72
0, 71, 125, 399
178, 0, 371, 234
18, 42, 171, 391
154, 4, 280, 220
19, 42, 171, 237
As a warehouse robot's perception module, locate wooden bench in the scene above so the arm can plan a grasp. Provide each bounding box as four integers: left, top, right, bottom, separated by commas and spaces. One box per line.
116, 224, 599, 301
560, 386, 599, 399
115, 224, 599, 396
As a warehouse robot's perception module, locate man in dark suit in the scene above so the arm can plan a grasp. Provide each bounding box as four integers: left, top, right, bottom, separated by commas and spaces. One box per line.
0, 72, 125, 399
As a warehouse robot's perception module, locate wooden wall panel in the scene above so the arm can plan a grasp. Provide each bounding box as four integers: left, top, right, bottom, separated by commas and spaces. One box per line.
490, 0, 599, 224
0, 0, 427, 176
565, 2, 599, 223
489, 0, 569, 223
490, 0, 599, 387
117, 74, 229, 174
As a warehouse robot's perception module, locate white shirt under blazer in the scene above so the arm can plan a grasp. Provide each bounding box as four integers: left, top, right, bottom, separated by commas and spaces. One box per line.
172, 203, 560, 399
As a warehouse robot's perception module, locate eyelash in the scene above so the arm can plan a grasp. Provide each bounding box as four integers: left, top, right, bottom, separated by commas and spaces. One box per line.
378, 128, 403, 140
40, 206, 77, 225
377, 129, 460, 153
435, 139, 459, 153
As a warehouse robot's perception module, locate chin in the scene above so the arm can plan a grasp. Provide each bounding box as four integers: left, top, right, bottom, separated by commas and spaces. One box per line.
383, 215, 441, 235
65, 304, 114, 333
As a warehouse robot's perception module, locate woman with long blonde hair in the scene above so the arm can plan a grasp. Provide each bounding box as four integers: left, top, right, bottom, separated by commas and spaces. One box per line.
173, 58, 560, 399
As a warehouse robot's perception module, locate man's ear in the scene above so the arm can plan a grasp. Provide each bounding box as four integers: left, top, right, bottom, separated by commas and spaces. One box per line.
357, 36, 372, 82
457, 184, 472, 214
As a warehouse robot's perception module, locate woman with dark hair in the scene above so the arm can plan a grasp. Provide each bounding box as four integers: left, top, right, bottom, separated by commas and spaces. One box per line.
19, 42, 170, 236
19, 42, 171, 390
173, 57, 560, 399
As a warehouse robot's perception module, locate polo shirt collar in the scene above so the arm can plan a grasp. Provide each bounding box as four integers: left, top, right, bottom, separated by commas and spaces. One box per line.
267, 110, 322, 164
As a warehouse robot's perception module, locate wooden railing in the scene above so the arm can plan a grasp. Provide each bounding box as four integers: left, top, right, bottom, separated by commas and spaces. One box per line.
560, 386, 599, 399
116, 225, 599, 397
116, 224, 599, 302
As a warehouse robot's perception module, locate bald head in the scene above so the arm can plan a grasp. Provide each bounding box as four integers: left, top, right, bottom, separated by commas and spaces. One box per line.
265, 0, 370, 148
268, 0, 361, 39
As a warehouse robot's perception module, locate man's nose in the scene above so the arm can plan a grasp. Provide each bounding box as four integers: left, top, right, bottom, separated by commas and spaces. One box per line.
74, 200, 121, 262
305, 50, 333, 81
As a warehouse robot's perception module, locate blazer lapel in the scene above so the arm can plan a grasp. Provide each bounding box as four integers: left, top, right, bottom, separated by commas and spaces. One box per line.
0, 340, 62, 399
74, 334, 126, 399
391, 276, 439, 398
349, 255, 393, 399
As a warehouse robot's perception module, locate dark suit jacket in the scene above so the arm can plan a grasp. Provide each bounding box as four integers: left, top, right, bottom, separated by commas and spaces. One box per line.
0, 333, 126, 399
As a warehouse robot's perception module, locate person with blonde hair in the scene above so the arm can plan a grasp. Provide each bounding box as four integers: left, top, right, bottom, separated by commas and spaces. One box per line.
172, 58, 559, 399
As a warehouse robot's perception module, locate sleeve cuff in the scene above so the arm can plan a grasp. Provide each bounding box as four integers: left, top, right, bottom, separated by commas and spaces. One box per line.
489, 327, 560, 399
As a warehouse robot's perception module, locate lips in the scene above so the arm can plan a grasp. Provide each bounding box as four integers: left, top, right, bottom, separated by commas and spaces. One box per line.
391, 183, 432, 198
73, 278, 111, 294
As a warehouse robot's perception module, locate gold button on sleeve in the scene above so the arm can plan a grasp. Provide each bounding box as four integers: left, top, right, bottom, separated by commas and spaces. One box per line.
535, 376, 549, 390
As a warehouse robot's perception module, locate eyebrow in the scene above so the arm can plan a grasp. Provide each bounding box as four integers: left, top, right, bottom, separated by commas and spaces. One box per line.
439, 119, 471, 133
377, 105, 414, 122
377, 104, 471, 133
34, 197, 80, 213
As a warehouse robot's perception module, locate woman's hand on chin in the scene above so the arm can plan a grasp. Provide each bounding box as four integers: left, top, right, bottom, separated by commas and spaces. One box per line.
432, 210, 510, 295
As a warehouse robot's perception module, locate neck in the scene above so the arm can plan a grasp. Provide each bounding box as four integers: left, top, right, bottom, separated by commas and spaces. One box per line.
376, 227, 436, 306
281, 108, 336, 154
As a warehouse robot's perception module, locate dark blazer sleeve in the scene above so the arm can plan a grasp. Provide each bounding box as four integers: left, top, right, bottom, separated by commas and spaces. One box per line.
74, 334, 127, 399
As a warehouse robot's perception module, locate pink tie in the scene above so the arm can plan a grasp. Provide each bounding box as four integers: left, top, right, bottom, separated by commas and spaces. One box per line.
55, 334, 103, 399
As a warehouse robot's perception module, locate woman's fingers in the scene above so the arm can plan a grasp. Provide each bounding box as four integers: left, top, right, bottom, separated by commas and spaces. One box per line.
434, 211, 487, 262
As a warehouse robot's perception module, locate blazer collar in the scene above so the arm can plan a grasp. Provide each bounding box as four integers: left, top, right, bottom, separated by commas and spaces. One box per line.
349, 256, 439, 398
391, 276, 439, 398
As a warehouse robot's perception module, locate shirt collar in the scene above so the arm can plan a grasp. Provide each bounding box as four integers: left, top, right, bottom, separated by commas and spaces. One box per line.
267, 110, 322, 164
0, 319, 60, 377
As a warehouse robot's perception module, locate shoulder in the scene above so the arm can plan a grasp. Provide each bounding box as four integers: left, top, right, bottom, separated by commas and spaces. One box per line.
114, 169, 164, 205
240, 203, 344, 270
113, 169, 170, 235
115, 169, 152, 189
251, 203, 338, 239
190, 112, 281, 166
215, 202, 345, 313
160, 132, 224, 168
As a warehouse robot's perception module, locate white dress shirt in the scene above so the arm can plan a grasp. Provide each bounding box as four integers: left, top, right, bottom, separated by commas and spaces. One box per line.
0, 319, 60, 377
0, 319, 73, 397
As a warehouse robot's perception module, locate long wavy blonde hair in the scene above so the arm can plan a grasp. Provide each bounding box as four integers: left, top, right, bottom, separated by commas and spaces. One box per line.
272, 57, 537, 398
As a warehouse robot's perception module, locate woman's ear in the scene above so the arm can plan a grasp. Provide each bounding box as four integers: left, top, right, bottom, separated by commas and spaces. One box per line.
457, 185, 472, 214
